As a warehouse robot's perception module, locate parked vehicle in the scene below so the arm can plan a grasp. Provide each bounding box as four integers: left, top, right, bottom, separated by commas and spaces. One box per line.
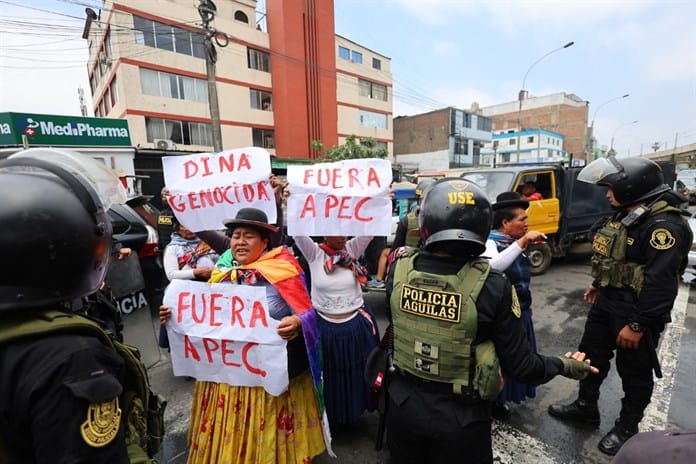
676, 169, 696, 204
460, 162, 613, 274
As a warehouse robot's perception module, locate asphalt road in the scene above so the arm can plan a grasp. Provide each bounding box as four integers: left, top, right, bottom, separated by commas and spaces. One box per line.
131, 249, 696, 464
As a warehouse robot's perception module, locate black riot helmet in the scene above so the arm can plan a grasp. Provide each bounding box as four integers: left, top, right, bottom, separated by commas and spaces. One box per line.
0, 149, 122, 310
578, 156, 670, 205
418, 178, 492, 256
415, 177, 437, 202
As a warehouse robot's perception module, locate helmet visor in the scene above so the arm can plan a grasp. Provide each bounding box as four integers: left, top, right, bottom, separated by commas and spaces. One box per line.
9, 148, 127, 209
577, 157, 623, 185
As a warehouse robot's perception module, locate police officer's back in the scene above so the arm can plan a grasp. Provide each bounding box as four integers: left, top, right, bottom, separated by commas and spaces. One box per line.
384, 178, 596, 464
0, 150, 163, 463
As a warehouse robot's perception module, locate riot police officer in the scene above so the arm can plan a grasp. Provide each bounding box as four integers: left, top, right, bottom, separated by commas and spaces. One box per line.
0, 149, 163, 463
548, 156, 692, 455
384, 178, 598, 464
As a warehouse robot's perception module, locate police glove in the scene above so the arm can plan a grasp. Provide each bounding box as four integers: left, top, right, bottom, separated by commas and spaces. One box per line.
557, 356, 592, 380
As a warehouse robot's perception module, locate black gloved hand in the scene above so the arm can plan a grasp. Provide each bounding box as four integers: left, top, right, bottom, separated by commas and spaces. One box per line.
557, 356, 592, 380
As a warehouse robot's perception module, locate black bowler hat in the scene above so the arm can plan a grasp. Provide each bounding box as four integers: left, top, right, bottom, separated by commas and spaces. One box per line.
223, 207, 279, 233
492, 192, 529, 211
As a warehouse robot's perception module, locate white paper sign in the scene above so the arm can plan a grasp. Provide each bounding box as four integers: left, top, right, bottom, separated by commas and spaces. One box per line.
286, 158, 392, 236
162, 279, 289, 396
162, 147, 276, 232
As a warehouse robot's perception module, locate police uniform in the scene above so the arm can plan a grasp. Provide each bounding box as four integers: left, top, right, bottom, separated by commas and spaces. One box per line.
0, 315, 128, 463
0, 150, 164, 464
384, 178, 592, 464
549, 156, 692, 455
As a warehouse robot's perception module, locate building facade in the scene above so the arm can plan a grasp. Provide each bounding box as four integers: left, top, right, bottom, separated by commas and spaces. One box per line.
83, 0, 393, 162
480, 128, 567, 166
392, 107, 492, 172
479, 92, 588, 163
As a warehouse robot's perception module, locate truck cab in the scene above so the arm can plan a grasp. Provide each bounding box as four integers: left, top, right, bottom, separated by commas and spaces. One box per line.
460, 162, 613, 274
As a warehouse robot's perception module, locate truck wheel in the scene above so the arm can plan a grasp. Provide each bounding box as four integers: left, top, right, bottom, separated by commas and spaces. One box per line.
527, 243, 552, 275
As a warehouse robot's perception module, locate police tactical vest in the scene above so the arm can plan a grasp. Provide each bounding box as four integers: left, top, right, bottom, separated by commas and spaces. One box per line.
0, 310, 165, 464
391, 251, 491, 394
591, 200, 681, 294
405, 212, 420, 247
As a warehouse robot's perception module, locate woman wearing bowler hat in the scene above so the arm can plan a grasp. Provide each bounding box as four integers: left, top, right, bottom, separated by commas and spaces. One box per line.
160, 207, 329, 464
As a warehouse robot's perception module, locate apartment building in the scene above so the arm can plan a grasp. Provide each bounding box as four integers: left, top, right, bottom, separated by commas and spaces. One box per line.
83, 0, 393, 165
393, 107, 493, 172
479, 92, 588, 163
480, 128, 567, 166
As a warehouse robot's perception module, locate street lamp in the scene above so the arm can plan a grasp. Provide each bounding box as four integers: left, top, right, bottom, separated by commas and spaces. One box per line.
516, 41, 574, 162
608, 120, 638, 156
587, 93, 629, 159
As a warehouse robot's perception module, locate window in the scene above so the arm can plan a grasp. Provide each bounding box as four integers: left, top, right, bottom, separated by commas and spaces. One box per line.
104, 87, 112, 114
133, 15, 204, 58
359, 110, 387, 129
510, 138, 516, 145
527, 136, 534, 143
145, 117, 212, 146
338, 46, 350, 60
476, 116, 492, 132
372, 58, 381, 70
140, 68, 208, 103
250, 89, 272, 111
234, 11, 249, 23
351, 50, 363, 64
454, 136, 468, 155
252, 128, 275, 149
247, 48, 270, 72
358, 79, 387, 101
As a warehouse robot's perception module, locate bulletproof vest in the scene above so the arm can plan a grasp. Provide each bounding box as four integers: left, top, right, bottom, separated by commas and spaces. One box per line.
0, 310, 166, 463
405, 212, 420, 247
390, 251, 490, 393
591, 200, 681, 294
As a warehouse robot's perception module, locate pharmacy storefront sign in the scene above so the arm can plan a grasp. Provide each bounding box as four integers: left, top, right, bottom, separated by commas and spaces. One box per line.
0, 112, 131, 147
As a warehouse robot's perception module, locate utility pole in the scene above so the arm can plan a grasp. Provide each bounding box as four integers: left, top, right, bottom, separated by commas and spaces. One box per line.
198, 0, 225, 152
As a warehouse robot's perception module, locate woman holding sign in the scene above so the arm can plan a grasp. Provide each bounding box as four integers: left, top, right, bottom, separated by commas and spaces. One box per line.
160, 208, 330, 463
291, 230, 380, 427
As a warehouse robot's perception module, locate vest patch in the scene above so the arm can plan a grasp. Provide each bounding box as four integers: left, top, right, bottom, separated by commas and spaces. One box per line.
592, 234, 611, 256
415, 357, 439, 375
649, 228, 675, 250
80, 397, 122, 448
158, 215, 173, 226
511, 288, 522, 318
400, 284, 462, 322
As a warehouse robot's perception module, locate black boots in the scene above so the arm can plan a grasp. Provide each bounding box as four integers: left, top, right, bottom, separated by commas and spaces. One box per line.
597, 422, 638, 455
548, 399, 600, 425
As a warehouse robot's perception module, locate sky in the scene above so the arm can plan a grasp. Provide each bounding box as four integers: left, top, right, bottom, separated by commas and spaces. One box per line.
1, 0, 695, 159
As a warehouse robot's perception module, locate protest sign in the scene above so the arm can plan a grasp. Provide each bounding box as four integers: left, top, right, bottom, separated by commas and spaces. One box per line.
162, 147, 276, 232
286, 158, 392, 236
162, 279, 289, 396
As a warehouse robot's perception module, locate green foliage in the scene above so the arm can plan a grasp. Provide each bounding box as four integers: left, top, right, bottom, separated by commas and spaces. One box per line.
314, 135, 388, 161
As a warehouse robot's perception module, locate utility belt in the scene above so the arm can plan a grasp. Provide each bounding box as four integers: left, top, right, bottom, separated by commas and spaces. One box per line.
399, 370, 482, 404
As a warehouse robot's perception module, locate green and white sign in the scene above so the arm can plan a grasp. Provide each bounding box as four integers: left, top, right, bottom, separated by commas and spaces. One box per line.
0, 112, 131, 147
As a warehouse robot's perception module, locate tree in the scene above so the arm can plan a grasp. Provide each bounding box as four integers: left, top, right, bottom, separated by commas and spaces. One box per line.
312, 135, 388, 161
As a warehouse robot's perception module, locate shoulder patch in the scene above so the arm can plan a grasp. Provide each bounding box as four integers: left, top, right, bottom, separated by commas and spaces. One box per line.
510, 287, 522, 318
649, 228, 675, 250
81, 397, 122, 448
